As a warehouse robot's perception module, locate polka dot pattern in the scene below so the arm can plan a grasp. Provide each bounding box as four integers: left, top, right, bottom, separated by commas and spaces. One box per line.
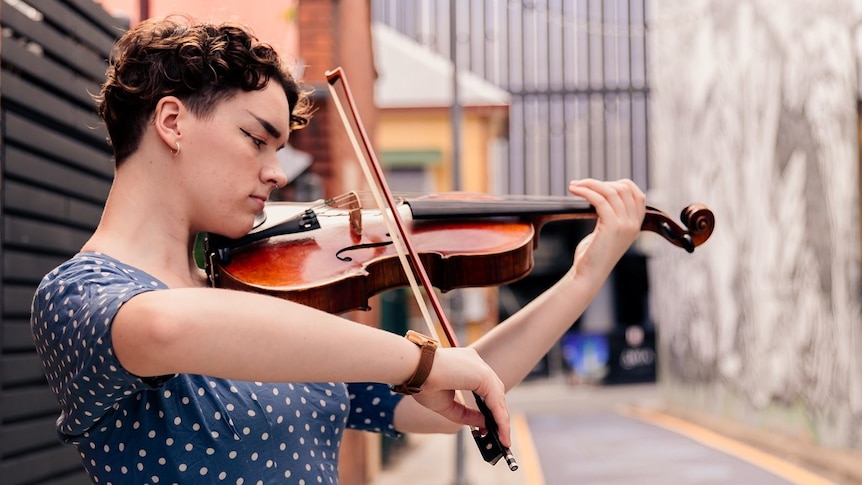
31, 252, 403, 484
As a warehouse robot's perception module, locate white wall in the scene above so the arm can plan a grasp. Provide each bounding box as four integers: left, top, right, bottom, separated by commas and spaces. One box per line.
648, 0, 862, 448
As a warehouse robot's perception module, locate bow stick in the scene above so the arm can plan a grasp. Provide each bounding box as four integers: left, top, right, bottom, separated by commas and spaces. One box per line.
326, 67, 518, 471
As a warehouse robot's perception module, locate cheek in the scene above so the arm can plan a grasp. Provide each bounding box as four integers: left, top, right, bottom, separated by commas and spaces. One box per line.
190, 144, 244, 182
184, 128, 260, 188
187, 121, 236, 161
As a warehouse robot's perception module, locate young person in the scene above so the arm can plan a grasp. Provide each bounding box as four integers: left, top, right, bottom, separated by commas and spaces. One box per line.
30, 16, 646, 484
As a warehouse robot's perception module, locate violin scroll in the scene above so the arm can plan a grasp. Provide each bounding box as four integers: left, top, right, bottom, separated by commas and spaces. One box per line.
643, 204, 715, 253
681, 203, 715, 249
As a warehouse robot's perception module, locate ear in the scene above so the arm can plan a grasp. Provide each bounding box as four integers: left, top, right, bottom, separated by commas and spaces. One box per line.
153, 96, 184, 151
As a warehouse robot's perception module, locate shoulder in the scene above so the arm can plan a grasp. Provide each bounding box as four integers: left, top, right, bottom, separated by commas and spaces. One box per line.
30, 253, 172, 435
36, 252, 165, 297
32, 252, 167, 326
43, 252, 163, 286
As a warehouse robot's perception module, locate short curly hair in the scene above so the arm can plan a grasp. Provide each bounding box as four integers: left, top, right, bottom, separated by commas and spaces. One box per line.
96, 16, 311, 164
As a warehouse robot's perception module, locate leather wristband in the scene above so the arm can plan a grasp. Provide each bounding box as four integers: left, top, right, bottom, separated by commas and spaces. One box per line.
391, 330, 438, 395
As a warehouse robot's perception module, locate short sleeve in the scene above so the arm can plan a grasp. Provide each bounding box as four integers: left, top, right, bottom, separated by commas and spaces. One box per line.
30, 253, 170, 437
345, 382, 404, 437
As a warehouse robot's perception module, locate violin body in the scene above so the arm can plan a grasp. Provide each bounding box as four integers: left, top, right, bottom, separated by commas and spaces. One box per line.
205, 192, 715, 315
207, 198, 538, 314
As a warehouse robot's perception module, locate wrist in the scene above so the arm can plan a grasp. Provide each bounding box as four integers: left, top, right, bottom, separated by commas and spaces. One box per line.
392, 330, 438, 395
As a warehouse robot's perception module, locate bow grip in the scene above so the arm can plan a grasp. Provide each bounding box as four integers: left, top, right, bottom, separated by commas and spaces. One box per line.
472, 392, 519, 471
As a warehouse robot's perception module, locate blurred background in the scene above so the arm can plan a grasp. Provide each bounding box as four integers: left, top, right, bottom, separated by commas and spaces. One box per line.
2, 0, 860, 484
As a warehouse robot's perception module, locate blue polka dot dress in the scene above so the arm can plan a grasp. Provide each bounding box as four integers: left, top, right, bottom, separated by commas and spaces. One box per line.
30, 252, 404, 484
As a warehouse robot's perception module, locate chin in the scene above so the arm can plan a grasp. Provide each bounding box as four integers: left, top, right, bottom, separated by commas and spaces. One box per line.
208, 218, 255, 240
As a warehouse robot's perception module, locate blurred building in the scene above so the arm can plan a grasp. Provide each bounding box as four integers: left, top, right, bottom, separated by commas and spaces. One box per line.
372, 0, 652, 195
372, 22, 508, 195
374, 0, 862, 471
373, 1, 657, 384
371, 22, 510, 344
96, 0, 301, 55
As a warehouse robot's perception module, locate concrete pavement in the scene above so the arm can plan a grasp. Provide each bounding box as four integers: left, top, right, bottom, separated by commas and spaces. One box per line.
368, 378, 860, 485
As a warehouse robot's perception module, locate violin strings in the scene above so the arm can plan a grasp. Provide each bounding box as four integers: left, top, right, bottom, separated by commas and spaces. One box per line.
308, 191, 587, 219
338, 191, 579, 204
320, 191, 415, 212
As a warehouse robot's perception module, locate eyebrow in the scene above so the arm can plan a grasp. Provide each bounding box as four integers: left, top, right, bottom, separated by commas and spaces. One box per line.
247, 111, 283, 140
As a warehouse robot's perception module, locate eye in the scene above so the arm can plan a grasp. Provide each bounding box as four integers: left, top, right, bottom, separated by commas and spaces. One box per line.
239, 128, 266, 149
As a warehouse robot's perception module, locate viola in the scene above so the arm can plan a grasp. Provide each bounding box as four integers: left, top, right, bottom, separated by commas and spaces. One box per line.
205, 191, 714, 315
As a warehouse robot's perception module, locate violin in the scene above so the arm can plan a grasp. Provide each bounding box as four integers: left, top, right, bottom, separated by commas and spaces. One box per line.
205, 66, 715, 472
205, 191, 715, 315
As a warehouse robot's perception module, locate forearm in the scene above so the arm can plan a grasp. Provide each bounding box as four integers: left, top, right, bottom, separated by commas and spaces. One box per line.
395, 178, 644, 434
471, 266, 604, 390
113, 287, 419, 385
394, 266, 607, 433
113, 287, 509, 441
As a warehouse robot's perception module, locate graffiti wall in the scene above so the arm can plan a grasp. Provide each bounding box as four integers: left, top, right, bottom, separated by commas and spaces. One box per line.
648, 0, 862, 448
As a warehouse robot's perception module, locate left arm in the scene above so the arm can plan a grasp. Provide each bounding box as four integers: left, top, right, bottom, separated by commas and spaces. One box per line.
393, 178, 646, 434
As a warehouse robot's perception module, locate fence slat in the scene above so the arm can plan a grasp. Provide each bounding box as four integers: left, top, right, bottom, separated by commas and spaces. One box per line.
4, 216, 92, 254
0, 446, 85, 485
0, 36, 101, 108
1, 69, 106, 144
6, 147, 112, 203
0, 2, 109, 80
6, 112, 113, 177
3, 320, 36, 353
3, 353, 47, 387
2, 418, 61, 457
27, 0, 122, 59
1, 387, 61, 422
64, 0, 129, 37
5, 180, 106, 227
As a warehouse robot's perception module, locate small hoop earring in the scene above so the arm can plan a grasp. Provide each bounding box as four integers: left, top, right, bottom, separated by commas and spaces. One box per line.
170, 142, 181, 156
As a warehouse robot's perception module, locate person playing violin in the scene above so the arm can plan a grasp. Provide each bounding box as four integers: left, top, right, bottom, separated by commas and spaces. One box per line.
29, 16, 646, 485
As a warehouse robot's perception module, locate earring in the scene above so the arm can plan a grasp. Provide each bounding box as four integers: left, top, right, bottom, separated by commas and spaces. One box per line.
171, 142, 181, 156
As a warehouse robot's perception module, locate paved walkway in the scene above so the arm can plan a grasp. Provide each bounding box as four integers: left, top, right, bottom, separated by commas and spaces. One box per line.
368, 378, 859, 485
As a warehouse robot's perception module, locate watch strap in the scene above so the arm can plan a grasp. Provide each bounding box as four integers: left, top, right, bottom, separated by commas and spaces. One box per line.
392, 330, 438, 395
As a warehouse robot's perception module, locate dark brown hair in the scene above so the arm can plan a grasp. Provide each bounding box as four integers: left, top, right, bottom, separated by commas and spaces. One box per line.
96, 16, 310, 164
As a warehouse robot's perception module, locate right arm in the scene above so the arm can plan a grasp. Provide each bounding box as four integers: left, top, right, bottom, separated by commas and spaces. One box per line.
111, 287, 510, 445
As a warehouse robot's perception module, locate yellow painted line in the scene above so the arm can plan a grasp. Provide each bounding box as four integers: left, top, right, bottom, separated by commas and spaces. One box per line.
618, 406, 838, 485
512, 413, 546, 485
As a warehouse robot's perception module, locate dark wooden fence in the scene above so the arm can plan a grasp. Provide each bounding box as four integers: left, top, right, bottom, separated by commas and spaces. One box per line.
1, 0, 126, 482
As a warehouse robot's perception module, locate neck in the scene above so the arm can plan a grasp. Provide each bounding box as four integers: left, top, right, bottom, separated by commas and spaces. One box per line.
82, 159, 204, 287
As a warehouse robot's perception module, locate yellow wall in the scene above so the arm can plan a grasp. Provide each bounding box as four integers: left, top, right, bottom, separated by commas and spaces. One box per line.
377, 106, 508, 337
377, 108, 506, 193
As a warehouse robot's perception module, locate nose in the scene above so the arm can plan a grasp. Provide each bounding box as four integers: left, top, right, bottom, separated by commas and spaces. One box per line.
264, 151, 289, 189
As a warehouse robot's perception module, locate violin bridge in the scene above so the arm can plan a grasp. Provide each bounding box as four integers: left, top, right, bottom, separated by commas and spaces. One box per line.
344, 191, 362, 237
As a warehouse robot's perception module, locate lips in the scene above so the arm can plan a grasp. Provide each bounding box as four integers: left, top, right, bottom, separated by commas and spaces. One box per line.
250, 195, 267, 211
